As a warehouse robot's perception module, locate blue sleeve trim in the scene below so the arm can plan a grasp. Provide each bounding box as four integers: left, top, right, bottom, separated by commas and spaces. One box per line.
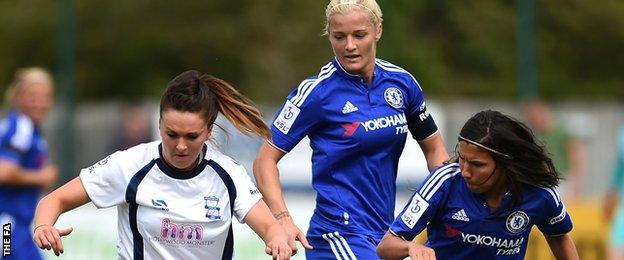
269, 132, 298, 153
418, 163, 460, 200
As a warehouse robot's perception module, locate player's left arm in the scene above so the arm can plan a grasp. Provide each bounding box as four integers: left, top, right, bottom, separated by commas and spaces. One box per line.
403, 74, 449, 172
377, 231, 435, 260
537, 187, 578, 259
33, 177, 91, 256
544, 234, 579, 260
231, 161, 293, 258
418, 132, 449, 171
244, 200, 293, 259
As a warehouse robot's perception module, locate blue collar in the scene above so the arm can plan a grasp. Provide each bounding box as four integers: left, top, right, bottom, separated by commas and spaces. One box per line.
157, 143, 208, 180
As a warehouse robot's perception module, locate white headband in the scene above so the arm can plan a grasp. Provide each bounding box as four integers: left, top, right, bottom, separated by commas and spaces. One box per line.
458, 135, 513, 159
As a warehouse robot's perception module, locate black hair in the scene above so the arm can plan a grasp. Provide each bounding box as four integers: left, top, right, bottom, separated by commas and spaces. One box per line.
457, 110, 560, 208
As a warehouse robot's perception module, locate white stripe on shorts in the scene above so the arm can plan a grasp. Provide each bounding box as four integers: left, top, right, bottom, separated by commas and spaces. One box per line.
332, 232, 357, 260
322, 232, 357, 260
322, 233, 343, 260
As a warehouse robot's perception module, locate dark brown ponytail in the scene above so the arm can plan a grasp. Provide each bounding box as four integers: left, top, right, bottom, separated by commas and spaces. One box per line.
200, 74, 270, 139
160, 70, 269, 140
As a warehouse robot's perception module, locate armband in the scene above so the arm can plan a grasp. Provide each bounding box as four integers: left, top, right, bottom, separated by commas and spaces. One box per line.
407, 108, 438, 140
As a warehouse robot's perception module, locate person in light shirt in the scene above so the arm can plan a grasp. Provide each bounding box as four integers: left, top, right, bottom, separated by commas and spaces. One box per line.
33, 70, 293, 259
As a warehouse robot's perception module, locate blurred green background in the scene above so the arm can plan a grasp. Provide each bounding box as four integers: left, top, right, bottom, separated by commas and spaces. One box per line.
0, 0, 622, 103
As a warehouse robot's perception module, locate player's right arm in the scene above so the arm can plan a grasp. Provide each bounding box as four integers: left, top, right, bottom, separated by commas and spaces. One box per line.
377, 232, 436, 260
33, 177, 91, 256
254, 75, 325, 251
0, 161, 57, 188
377, 164, 458, 259
244, 199, 293, 259
253, 143, 312, 251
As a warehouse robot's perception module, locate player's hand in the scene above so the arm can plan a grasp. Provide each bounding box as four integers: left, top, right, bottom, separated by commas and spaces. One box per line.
407, 242, 436, 260
279, 216, 313, 253
33, 224, 73, 256
265, 228, 293, 260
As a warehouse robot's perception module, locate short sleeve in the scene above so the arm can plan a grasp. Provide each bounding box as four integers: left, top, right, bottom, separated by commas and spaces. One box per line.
401, 74, 438, 141
79, 151, 131, 208
270, 79, 324, 152
0, 115, 32, 163
389, 163, 458, 241
403, 75, 426, 117
536, 187, 573, 236
229, 164, 262, 223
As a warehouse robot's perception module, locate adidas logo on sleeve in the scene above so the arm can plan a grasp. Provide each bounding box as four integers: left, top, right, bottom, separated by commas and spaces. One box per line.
342, 101, 359, 114
452, 209, 470, 222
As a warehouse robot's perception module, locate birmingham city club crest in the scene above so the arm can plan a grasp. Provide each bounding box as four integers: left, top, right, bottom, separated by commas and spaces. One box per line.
204, 195, 221, 220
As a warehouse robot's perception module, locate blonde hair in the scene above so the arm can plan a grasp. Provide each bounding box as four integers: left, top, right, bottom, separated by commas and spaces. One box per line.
323, 0, 383, 35
4, 67, 54, 106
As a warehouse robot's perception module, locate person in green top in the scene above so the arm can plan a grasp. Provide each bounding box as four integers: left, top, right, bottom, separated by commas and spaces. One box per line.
523, 100, 587, 200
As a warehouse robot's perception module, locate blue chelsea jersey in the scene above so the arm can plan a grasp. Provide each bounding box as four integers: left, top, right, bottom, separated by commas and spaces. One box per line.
0, 110, 50, 221
390, 163, 573, 259
270, 58, 438, 241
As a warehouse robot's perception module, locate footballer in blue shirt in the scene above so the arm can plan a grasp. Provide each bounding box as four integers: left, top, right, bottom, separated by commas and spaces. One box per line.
0, 68, 58, 260
254, 0, 448, 259
378, 110, 579, 260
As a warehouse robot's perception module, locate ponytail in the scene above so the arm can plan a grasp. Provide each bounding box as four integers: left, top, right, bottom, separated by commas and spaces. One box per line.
200, 75, 270, 140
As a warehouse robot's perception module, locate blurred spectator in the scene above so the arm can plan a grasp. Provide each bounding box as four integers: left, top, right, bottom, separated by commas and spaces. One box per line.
0, 67, 58, 260
109, 105, 154, 151
605, 124, 624, 260
523, 100, 587, 200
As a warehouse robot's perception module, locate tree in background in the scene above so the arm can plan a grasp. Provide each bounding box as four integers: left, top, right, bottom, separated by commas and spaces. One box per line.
0, 0, 622, 105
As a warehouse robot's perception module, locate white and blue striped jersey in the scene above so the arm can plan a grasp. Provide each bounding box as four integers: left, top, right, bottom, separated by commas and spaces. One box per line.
270, 58, 439, 241
79, 141, 262, 260
390, 163, 573, 259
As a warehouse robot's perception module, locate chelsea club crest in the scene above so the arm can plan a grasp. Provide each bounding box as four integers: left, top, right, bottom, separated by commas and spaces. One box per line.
384, 87, 404, 108
506, 211, 529, 233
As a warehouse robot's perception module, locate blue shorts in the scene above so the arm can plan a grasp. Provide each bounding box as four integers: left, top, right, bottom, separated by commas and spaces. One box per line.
0, 213, 42, 260
305, 231, 380, 260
